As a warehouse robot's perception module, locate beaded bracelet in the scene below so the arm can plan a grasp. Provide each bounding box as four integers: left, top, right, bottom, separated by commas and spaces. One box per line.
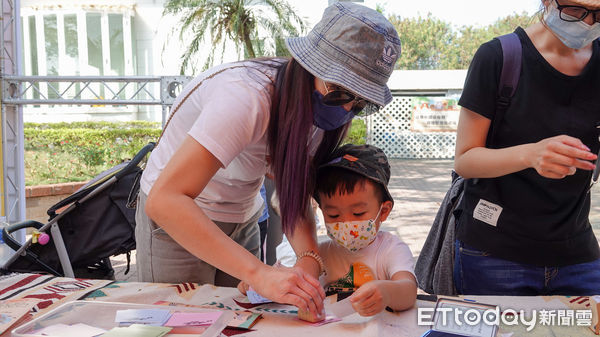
297, 251, 326, 276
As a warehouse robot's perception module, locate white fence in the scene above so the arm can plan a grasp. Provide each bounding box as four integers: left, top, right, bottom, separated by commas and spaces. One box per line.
367, 96, 458, 159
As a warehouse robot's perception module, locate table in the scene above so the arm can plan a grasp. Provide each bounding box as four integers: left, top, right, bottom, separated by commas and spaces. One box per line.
0, 273, 597, 336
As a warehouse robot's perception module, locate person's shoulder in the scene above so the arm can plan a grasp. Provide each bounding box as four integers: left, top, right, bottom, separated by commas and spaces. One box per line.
377, 231, 412, 253
232, 59, 283, 86
593, 37, 600, 60
474, 36, 503, 63
318, 239, 338, 259
478, 27, 526, 64
377, 230, 405, 243
200, 60, 280, 94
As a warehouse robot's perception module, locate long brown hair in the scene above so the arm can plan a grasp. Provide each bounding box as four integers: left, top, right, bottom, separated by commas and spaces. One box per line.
267, 58, 349, 235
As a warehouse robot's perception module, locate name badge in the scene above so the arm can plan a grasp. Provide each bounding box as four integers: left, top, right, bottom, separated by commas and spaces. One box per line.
473, 199, 503, 227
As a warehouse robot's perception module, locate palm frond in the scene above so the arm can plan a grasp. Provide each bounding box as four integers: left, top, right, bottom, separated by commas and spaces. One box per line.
163, 0, 306, 74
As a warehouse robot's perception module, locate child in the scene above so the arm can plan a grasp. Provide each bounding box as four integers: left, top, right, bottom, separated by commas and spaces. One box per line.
240, 144, 417, 318
314, 144, 416, 316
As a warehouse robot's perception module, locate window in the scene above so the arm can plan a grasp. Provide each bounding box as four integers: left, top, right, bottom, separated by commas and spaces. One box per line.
21, 11, 133, 80
86, 13, 103, 76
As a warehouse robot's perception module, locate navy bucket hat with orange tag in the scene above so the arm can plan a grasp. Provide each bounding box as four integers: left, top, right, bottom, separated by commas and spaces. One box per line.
318, 144, 393, 205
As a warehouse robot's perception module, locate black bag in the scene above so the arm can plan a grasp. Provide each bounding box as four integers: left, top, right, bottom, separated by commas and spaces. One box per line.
414, 33, 522, 295
415, 172, 464, 295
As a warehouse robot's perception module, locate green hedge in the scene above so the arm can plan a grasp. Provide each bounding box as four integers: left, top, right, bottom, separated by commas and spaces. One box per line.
344, 118, 366, 145
25, 121, 159, 130
24, 120, 366, 186
25, 122, 161, 186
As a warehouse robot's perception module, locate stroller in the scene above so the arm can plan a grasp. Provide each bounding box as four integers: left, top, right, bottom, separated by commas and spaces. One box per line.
1, 142, 155, 280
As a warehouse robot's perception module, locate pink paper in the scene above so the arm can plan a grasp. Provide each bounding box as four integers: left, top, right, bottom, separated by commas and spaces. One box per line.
307, 315, 342, 326
164, 312, 223, 327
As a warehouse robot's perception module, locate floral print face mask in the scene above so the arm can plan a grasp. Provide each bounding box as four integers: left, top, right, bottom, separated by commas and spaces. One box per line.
325, 206, 382, 252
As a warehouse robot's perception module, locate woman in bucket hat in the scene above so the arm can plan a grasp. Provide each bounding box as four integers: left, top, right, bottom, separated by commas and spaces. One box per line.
454, 0, 600, 295
135, 2, 400, 316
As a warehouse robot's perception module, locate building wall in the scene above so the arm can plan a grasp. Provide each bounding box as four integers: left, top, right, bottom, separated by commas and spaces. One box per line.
17, 0, 465, 125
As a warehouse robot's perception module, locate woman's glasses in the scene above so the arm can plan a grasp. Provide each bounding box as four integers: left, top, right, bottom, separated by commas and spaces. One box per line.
555, 0, 600, 23
321, 80, 380, 116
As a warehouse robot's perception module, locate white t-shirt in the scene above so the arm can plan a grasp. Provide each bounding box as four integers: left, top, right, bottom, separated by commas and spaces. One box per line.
141, 61, 276, 223
319, 231, 415, 290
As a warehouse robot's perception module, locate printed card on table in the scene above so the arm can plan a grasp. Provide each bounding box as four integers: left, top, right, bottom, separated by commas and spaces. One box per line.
164, 311, 222, 327
327, 297, 356, 318
114, 308, 171, 326
228, 311, 262, 329
153, 300, 261, 329
0, 298, 40, 334
308, 315, 342, 326
101, 324, 172, 337
246, 288, 273, 304
34, 323, 107, 337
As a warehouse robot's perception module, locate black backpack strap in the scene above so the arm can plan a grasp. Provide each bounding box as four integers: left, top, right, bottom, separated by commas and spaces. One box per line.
488, 32, 522, 146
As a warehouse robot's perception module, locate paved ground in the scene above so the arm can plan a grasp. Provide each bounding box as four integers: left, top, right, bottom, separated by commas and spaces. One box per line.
111, 159, 600, 281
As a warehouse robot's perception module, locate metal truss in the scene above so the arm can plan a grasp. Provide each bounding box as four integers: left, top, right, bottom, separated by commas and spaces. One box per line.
2, 75, 192, 106
2, 0, 25, 230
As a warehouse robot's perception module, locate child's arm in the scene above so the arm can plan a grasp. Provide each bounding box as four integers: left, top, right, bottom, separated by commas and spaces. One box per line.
349, 271, 417, 316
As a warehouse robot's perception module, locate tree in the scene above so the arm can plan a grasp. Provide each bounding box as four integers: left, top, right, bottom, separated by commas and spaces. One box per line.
389, 12, 536, 70
388, 14, 456, 70
453, 12, 536, 68
163, 0, 306, 73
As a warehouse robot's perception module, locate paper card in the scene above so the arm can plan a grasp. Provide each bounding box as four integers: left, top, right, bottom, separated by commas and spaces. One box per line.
165, 325, 208, 334
327, 297, 356, 318
35, 323, 106, 337
164, 312, 223, 327
35, 323, 69, 336
590, 295, 600, 335
246, 288, 272, 304
114, 308, 171, 326
228, 311, 262, 329
0, 298, 40, 334
232, 296, 265, 309
222, 327, 256, 336
153, 300, 261, 330
307, 315, 342, 326
101, 324, 172, 337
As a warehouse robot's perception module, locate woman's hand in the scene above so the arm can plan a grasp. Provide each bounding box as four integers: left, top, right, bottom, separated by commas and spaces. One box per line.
249, 264, 325, 317
456, 108, 597, 179
237, 280, 250, 295
528, 135, 596, 179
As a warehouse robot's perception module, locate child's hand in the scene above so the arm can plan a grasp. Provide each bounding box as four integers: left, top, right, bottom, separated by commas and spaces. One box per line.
349, 281, 386, 317
237, 280, 250, 295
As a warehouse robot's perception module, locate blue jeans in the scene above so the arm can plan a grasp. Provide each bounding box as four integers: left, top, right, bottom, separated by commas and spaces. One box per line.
453, 240, 600, 295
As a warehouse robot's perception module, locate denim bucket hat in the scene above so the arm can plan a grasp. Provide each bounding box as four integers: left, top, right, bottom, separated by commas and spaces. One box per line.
285, 2, 401, 107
